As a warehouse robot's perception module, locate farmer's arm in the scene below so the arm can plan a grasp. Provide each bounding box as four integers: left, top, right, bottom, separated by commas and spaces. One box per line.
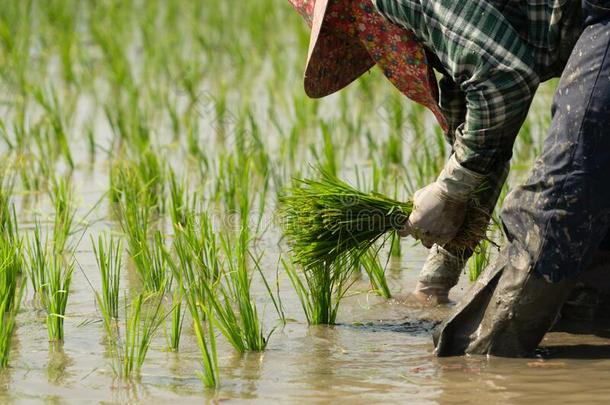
437, 74, 466, 144
375, 0, 540, 245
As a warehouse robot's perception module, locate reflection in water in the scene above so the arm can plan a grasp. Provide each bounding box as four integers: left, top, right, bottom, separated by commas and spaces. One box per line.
222, 350, 264, 399
111, 380, 148, 404
46, 343, 73, 385
0, 369, 11, 395
300, 325, 339, 394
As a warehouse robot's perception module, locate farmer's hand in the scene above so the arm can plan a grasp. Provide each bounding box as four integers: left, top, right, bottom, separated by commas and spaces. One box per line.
400, 155, 484, 248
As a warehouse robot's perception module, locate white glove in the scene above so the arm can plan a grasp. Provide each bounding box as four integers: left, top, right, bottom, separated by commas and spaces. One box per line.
401, 155, 485, 248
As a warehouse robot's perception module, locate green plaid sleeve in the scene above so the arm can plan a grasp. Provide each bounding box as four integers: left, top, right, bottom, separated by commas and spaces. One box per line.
373, 0, 541, 174
438, 74, 466, 143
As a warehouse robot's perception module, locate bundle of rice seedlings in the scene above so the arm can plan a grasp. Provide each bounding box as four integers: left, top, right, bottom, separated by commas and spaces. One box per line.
280, 169, 489, 272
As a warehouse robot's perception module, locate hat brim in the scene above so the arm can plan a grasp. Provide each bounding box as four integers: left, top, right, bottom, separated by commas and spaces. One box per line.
304, 0, 374, 98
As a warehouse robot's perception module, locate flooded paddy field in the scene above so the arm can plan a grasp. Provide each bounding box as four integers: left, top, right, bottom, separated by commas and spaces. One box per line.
1, 1, 610, 404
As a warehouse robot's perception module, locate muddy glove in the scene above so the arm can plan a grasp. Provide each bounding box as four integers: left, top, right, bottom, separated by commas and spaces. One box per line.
401, 155, 485, 248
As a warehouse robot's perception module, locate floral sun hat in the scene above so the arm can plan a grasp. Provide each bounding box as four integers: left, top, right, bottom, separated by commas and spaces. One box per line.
288, 0, 447, 131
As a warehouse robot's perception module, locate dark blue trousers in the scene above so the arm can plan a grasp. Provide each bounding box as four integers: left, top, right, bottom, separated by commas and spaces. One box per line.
434, 1, 610, 356
504, 0, 610, 283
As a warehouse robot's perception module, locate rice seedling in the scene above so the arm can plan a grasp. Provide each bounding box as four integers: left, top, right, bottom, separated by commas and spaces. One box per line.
43, 253, 74, 342
172, 234, 219, 387
315, 122, 338, 176
280, 169, 488, 273
0, 235, 22, 314
92, 234, 122, 320
0, 274, 23, 369
359, 250, 391, 299
172, 201, 278, 352
0, 162, 22, 366
26, 223, 49, 295
205, 227, 275, 352
49, 177, 76, 254
0, 177, 18, 240
469, 240, 491, 282
108, 293, 164, 380
110, 150, 166, 213
116, 183, 168, 293
191, 303, 219, 389
283, 255, 356, 325
165, 283, 185, 353
168, 169, 189, 231
30, 84, 74, 169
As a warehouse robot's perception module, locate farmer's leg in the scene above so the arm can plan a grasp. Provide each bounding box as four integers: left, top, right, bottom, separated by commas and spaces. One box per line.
435, 11, 610, 356
561, 230, 610, 321
414, 163, 508, 303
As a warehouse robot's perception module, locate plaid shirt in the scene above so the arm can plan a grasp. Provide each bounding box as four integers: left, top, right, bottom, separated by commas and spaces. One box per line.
372, 0, 582, 175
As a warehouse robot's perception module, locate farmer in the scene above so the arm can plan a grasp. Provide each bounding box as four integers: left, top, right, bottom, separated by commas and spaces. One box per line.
286, 0, 517, 306
288, 0, 610, 356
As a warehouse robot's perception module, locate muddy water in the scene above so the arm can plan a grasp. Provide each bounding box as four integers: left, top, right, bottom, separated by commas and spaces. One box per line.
1, 99, 609, 404
2, 163, 610, 404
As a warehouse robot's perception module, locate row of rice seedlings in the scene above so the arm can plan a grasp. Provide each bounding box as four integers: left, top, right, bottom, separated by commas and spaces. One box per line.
283, 256, 357, 325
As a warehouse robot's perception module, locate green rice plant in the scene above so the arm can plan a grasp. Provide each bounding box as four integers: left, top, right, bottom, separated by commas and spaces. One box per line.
49, 176, 76, 254
172, 235, 219, 387
469, 240, 491, 282
389, 230, 401, 258
92, 234, 122, 320
359, 249, 391, 299
85, 125, 96, 163
26, 223, 48, 295
168, 169, 189, 231
201, 228, 268, 352
165, 283, 185, 353
108, 293, 164, 380
280, 169, 488, 273
0, 177, 18, 241
43, 253, 74, 342
109, 150, 166, 214
191, 302, 219, 389
116, 185, 168, 293
0, 274, 23, 369
283, 255, 356, 325
172, 205, 278, 352
169, 203, 222, 317
30, 84, 74, 169
316, 122, 338, 176
0, 234, 23, 313
0, 181, 22, 305
147, 231, 170, 294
